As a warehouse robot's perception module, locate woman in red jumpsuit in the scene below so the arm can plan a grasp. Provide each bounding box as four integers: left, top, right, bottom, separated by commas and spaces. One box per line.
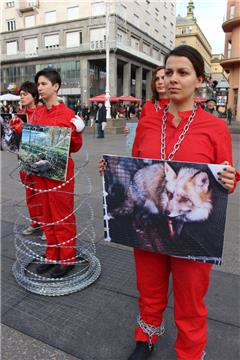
31, 68, 83, 278
15, 82, 45, 238
140, 66, 169, 117
127, 45, 237, 360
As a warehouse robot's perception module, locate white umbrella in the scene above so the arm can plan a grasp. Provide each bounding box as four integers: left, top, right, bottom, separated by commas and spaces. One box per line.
0, 93, 20, 101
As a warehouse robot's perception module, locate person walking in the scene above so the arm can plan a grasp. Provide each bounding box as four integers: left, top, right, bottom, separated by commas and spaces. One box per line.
96, 102, 106, 138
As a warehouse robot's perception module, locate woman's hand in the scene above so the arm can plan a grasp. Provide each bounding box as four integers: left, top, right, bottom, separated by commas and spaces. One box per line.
124, 127, 129, 136
218, 161, 236, 192
98, 159, 106, 176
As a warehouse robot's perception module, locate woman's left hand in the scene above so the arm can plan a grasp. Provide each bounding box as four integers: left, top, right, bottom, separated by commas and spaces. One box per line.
218, 161, 236, 192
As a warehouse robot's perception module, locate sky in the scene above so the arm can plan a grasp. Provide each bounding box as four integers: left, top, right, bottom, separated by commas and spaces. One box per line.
176, 0, 227, 54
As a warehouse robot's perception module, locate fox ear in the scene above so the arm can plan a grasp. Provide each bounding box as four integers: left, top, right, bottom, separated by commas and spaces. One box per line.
193, 171, 210, 193
164, 162, 176, 181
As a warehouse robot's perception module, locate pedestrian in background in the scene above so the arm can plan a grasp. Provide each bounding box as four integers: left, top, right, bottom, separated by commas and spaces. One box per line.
96, 102, 106, 139
205, 98, 219, 117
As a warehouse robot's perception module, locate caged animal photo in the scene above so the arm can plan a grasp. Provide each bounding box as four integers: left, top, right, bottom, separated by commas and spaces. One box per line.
103, 155, 229, 265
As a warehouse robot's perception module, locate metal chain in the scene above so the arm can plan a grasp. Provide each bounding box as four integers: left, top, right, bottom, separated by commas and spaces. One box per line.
137, 315, 165, 349
161, 104, 198, 161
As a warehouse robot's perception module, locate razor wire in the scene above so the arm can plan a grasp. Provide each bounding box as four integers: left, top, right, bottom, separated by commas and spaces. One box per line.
10, 149, 101, 296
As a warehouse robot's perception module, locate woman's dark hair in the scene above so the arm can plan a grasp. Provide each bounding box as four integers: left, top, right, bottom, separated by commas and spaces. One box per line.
164, 45, 205, 79
35, 68, 61, 90
19, 81, 39, 103
151, 66, 165, 102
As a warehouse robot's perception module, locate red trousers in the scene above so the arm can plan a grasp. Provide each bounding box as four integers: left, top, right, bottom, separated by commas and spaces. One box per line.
34, 157, 76, 264
19, 171, 43, 228
134, 248, 212, 360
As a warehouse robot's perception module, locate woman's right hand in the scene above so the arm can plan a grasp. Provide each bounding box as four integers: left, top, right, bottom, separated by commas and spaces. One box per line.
124, 127, 129, 136
98, 159, 106, 176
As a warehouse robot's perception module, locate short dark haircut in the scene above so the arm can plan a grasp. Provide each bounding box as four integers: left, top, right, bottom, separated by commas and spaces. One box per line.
151, 66, 165, 102
19, 81, 39, 103
164, 45, 205, 79
35, 68, 61, 90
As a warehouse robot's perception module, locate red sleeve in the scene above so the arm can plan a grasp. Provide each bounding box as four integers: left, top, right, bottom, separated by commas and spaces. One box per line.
213, 121, 239, 192
67, 111, 83, 153
132, 118, 144, 157
9, 116, 23, 135
70, 128, 83, 153
213, 123, 233, 166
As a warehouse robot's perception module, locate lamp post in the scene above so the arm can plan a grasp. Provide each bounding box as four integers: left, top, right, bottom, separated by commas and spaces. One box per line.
105, 0, 111, 119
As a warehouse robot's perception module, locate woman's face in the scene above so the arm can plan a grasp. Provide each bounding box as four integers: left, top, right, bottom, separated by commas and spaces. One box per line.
164, 56, 203, 104
155, 69, 166, 96
20, 90, 35, 107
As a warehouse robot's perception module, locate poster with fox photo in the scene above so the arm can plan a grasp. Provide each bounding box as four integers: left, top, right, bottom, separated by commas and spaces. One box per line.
102, 155, 229, 265
19, 124, 71, 181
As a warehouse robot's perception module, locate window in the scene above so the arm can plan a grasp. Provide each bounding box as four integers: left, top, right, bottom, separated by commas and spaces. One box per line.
152, 48, 159, 60
230, 5, 235, 18
66, 31, 82, 48
145, 22, 150, 27
25, 37, 38, 55
90, 28, 106, 49
67, 6, 79, 20
6, 1, 15, 7
117, 29, 125, 44
6, 40, 17, 55
91, 2, 105, 16
25, 15, 35, 28
6, 19, 16, 31
134, 14, 140, 28
45, 11, 56, 24
44, 34, 59, 48
131, 36, 139, 51
143, 43, 150, 55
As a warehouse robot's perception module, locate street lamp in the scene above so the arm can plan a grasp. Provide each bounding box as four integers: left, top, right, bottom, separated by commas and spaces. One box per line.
105, 0, 111, 119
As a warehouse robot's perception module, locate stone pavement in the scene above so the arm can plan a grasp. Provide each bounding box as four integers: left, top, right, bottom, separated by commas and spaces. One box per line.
1, 131, 240, 360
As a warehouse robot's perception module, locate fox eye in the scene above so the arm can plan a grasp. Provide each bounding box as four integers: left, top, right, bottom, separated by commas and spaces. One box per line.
167, 191, 173, 200
181, 196, 191, 204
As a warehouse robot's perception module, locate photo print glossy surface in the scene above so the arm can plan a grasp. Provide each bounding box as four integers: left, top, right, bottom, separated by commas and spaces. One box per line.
103, 155, 229, 265
19, 124, 71, 181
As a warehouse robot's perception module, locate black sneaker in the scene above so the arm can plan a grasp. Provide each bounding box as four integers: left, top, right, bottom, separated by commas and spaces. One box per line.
36, 263, 56, 274
128, 342, 154, 360
50, 265, 75, 278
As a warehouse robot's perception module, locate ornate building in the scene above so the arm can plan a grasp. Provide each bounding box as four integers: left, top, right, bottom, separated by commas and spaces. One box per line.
221, 0, 240, 121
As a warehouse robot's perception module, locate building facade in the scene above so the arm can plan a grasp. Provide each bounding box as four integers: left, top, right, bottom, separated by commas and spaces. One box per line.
0, 0, 176, 107
175, 0, 214, 99
221, 0, 240, 121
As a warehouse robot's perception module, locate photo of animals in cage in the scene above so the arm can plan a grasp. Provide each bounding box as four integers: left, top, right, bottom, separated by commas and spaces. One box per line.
103, 155, 229, 265
19, 124, 71, 181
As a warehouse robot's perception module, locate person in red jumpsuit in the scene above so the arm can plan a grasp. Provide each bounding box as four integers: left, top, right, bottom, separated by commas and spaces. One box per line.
13, 81, 45, 239
99, 45, 238, 360
128, 45, 238, 360
15, 68, 83, 279
140, 66, 169, 117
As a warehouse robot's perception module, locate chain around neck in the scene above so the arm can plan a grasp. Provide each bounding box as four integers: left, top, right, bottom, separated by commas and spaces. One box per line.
160, 103, 198, 161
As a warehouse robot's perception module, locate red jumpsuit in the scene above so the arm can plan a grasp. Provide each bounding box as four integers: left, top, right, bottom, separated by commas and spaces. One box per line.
140, 98, 169, 118
31, 103, 82, 264
132, 105, 233, 360
18, 106, 43, 229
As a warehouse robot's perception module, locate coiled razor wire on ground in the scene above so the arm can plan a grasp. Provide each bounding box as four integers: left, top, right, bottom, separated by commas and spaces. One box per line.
10, 150, 101, 296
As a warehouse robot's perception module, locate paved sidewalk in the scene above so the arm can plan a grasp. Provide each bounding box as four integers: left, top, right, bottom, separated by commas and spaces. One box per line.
1, 132, 240, 360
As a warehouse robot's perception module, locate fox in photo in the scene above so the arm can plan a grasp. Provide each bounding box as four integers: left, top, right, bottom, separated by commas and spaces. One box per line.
161, 164, 213, 237
111, 162, 213, 238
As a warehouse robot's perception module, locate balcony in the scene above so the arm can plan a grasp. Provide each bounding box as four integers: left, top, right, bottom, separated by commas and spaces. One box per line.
220, 48, 240, 70
17, 0, 39, 13
222, 16, 240, 32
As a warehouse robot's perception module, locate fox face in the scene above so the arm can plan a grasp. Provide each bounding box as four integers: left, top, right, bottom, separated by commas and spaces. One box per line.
161, 163, 213, 223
